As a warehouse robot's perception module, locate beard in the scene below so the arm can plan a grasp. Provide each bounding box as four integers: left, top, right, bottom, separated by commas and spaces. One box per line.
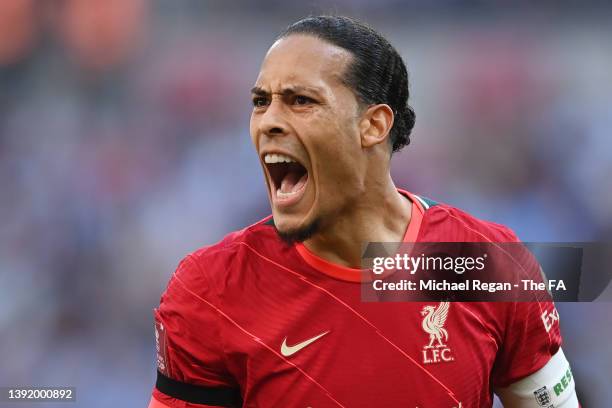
275, 217, 321, 245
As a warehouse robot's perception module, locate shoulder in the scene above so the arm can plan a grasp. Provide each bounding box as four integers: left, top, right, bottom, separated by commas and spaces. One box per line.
161, 215, 281, 303
414, 194, 520, 243
188, 215, 281, 274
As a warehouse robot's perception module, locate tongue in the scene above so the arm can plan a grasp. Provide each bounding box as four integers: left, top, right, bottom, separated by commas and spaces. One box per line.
280, 171, 308, 194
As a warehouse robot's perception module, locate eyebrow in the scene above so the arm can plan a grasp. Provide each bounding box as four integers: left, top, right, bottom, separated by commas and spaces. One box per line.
250, 85, 323, 97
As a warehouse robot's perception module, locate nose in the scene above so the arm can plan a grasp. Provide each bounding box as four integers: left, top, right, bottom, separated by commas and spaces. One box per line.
259, 98, 288, 137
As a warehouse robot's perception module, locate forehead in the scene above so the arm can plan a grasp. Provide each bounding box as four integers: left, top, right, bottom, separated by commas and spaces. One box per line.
254, 35, 352, 92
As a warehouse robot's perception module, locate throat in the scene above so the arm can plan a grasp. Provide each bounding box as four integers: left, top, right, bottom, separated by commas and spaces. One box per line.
278, 169, 308, 194
303, 190, 413, 268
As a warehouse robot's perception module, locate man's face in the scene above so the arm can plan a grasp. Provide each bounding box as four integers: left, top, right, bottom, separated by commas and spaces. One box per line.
250, 35, 366, 241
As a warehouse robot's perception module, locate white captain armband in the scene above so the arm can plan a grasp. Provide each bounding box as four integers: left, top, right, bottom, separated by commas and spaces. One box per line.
495, 348, 579, 408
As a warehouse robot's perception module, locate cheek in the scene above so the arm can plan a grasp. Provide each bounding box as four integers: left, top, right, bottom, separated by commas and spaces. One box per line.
249, 115, 259, 145
312, 120, 363, 188
327, 113, 362, 160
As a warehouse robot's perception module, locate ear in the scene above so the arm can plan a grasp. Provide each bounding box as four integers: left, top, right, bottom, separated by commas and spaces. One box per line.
359, 104, 394, 148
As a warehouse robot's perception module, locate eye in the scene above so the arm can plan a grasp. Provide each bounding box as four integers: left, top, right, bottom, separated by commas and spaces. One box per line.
252, 96, 268, 108
294, 95, 314, 105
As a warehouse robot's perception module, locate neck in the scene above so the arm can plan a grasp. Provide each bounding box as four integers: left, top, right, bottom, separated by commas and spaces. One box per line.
303, 176, 411, 269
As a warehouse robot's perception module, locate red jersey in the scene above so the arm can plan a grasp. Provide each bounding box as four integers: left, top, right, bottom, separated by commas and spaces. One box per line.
151, 190, 562, 408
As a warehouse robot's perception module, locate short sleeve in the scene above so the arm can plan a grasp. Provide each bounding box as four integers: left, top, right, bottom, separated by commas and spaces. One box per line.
491, 300, 563, 387
151, 256, 242, 408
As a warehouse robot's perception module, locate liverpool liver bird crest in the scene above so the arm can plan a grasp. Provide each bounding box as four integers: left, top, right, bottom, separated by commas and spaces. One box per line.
421, 302, 450, 348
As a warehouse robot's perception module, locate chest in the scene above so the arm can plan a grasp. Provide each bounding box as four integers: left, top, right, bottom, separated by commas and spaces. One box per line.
220, 268, 501, 407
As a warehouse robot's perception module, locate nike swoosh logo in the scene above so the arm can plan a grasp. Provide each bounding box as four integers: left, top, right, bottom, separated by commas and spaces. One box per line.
280, 331, 330, 357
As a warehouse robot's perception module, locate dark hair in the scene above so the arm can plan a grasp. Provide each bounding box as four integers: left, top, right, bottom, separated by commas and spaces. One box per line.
278, 15, 416, 153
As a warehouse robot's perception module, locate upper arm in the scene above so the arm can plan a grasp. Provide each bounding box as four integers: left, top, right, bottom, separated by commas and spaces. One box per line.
491, 300, 563, 387
150, 256, 242, 408
491, 299, 580, 407
495, 348, 578, 407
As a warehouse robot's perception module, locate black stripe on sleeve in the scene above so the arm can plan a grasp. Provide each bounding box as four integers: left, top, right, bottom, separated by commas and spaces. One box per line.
155, 371, 243, 407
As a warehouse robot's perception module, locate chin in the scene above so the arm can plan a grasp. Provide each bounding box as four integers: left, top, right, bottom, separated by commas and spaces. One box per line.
274, 216, 321, 245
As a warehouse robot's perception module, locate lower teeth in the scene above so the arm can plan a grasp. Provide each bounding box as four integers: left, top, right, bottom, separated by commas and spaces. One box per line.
277, 188, 298, 198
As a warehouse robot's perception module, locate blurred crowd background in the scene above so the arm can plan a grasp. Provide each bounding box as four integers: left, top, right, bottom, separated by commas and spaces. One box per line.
0, 1, 610, 407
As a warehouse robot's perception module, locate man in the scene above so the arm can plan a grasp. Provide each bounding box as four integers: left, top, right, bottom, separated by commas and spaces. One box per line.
149, 16, 579, 407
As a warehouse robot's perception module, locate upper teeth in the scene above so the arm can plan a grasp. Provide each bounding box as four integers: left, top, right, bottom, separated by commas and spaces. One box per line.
264, 153, 296, 164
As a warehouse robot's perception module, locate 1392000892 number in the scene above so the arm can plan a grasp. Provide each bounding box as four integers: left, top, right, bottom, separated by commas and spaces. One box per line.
1, 387, 75, 402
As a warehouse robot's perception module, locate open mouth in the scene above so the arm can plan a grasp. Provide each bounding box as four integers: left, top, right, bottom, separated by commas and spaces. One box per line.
264, 153, 309, 206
